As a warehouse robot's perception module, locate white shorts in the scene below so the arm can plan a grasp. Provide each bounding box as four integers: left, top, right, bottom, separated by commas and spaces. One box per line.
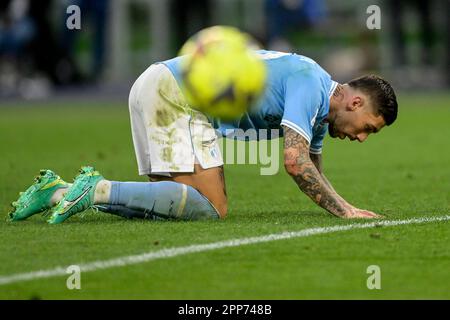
129, 63, 223, 176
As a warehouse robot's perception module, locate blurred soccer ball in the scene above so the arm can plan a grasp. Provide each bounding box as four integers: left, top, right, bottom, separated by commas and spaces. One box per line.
179, 26, 266, 120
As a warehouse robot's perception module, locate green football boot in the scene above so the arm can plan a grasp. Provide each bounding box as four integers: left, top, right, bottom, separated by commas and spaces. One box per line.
48, 166, 104, 224
8, 170, 69, 221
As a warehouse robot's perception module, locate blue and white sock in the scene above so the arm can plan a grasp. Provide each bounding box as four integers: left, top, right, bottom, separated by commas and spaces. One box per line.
99, 181, 219, 221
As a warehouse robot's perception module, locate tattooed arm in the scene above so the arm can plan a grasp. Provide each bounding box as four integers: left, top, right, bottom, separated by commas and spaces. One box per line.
309, 153, 342, 196
283, 126, 380, 218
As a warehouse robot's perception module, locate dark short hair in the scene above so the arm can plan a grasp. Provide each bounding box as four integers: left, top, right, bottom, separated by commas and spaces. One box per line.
347, 75, 398, 125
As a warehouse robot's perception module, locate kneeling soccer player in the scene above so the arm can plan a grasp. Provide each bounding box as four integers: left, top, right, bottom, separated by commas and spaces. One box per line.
8, 50, 398, 224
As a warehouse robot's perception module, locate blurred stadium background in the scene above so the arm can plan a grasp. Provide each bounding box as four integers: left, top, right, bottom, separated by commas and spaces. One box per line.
0, 0, 448, 102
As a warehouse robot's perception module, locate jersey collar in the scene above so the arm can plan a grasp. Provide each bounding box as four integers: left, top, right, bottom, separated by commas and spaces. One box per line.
328, 80, 338, 98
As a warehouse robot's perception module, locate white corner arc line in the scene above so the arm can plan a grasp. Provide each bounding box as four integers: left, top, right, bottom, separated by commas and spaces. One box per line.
0, 215, 449, 286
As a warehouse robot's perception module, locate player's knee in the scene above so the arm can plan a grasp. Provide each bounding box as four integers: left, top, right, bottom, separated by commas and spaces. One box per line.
201, 195, 227, 219
214, 201, 228, 219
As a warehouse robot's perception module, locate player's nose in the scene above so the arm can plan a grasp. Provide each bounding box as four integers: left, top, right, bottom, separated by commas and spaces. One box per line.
356, 133, 368, 142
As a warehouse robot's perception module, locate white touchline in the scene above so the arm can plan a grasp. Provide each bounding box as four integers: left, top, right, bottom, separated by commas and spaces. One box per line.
1, 215, 449, 286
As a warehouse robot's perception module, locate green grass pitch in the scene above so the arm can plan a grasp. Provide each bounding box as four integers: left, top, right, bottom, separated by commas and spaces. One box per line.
0, 93, 449, 299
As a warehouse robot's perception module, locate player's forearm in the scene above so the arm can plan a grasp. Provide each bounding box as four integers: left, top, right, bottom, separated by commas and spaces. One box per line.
309, 153, 348, 205
286, 159, 349, 217
283, 126, 350, 217
321, 173, 346, 201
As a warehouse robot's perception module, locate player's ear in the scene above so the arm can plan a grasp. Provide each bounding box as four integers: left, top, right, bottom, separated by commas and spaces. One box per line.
351, 96, 363, 110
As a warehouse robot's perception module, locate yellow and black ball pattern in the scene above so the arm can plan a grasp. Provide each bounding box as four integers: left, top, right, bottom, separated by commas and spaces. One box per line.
179, 26, 266, 120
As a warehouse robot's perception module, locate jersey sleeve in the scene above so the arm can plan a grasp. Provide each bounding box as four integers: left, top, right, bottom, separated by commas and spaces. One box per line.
310, 123, 328, 154
280, 70, 323, 144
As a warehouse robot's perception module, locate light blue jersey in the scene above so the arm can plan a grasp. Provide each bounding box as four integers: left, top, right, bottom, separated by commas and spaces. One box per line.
160, 50, 337, 154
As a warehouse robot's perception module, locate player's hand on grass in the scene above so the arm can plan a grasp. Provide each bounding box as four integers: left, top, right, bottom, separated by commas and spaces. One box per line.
343, 207, 384, 219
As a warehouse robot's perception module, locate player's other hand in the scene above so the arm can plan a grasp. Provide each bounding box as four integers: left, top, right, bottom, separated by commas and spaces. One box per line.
342, 207, 384, 219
